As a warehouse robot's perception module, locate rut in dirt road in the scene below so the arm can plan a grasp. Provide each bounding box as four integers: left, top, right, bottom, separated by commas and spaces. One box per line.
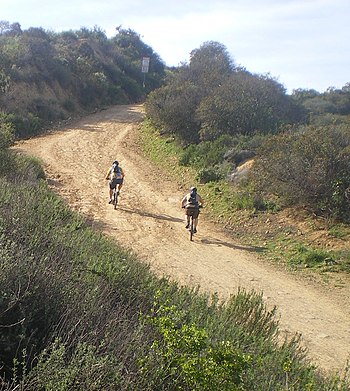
14, 104, 350, 374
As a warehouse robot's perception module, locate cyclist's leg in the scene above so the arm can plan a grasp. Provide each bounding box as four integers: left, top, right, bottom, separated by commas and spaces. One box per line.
192, 217, 199, 233
109, 186, 113, 202
185, 208, 191, 228
193, 209, 200, 232
109, 180, 116, 203
116, 179, 123, 194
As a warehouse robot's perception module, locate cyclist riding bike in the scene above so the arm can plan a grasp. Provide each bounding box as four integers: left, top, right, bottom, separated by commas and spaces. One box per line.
105, 160, 125, 204
181, 186, 204, 233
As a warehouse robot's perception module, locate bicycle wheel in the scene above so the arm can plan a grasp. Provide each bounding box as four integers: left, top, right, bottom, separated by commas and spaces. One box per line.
113, 190, 118, 209
189, 216, 194, 241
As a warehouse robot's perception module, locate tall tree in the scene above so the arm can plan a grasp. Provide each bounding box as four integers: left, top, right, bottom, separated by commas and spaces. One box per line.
187, 41, 235, 95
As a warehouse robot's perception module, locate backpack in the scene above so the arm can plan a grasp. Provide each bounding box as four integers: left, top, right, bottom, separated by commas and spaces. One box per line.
112, 165, 122, 179
188, 191, 199, 207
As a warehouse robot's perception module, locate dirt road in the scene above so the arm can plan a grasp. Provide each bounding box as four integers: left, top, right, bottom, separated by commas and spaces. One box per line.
15, 104, 350, 374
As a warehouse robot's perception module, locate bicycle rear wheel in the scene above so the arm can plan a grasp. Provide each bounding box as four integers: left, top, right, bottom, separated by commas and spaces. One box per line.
113, 190, 118, 209
189, 216, 194, 241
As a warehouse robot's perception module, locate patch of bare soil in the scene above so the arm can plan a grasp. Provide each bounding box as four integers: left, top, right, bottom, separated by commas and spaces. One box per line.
14, 105, 350, 375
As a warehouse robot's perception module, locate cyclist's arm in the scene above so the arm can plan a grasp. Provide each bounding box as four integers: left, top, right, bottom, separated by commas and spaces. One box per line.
197, 194, 204, 206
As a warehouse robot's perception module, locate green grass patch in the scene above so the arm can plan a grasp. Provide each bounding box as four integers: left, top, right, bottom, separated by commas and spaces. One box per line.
264, 235, 342, 270
328, 223, 350, 240
139, 119, 195, 187
288, 245, 335, 268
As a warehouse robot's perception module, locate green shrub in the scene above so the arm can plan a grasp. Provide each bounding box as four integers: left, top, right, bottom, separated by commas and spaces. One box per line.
197, 167, 223, 183
14, 155, 46, 182
139, 298, 250, 390
0, 70, 11, 93
0, 116, 15, 149
180, 135, 236, 169
6, 112, 43, 138
24, 341, 121, 391
251, 124, 350, 222
0, 119, 15, 177
61, 99, 76, 112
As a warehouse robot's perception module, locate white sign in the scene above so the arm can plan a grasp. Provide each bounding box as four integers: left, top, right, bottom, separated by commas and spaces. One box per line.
141, 57, 150, 73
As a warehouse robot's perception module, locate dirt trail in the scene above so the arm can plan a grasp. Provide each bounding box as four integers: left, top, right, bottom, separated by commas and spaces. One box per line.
15, 105, 350, 374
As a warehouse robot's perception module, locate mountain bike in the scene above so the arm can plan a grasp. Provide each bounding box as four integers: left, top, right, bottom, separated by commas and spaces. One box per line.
189, 213, 195, 241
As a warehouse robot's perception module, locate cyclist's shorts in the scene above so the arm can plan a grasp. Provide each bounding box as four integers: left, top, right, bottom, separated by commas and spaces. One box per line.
185, 207, 200, 219
109, 178, 123, 189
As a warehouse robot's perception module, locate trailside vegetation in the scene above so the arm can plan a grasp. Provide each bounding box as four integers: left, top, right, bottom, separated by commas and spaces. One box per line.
251, 124, 350, 221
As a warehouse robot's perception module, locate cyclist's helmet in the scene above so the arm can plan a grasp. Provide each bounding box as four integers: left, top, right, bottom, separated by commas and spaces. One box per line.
113, 160, 119, 166
190, 186, 197, 193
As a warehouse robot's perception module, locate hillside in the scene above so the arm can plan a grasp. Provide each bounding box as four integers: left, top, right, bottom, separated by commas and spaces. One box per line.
14, 104, 350, 374
0, 25, 165, 138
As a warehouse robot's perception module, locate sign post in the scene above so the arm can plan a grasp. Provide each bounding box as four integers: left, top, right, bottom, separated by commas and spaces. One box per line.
141, 56, 150, 88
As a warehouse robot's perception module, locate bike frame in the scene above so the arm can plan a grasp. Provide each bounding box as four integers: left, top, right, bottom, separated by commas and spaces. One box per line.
112, 187, 119, 209
189, 214, 195, 241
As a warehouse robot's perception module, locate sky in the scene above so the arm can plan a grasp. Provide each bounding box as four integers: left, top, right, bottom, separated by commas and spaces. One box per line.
1, 0, 349, 94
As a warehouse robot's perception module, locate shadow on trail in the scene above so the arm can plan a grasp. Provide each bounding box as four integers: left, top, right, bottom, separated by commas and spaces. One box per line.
117, 206, 183, 223
200, 237, 266, 253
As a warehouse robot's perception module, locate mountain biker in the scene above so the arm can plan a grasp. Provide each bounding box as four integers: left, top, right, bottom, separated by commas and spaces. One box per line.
105, 160, 125, 204
181, 186, 204, 233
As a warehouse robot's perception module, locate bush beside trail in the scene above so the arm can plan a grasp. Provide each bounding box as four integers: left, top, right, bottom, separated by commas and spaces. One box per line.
250, 124, 350, 222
